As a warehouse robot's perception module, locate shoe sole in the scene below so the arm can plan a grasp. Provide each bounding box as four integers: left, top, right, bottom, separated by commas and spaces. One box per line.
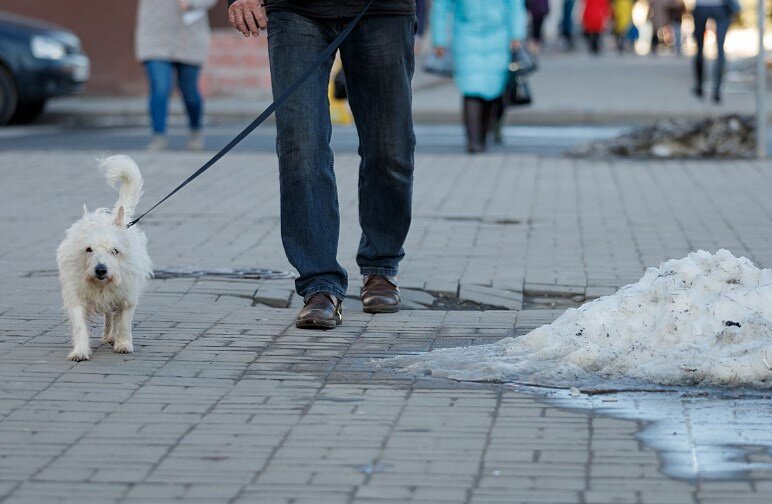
295, 316, 343, 330
362, 304, 401, 314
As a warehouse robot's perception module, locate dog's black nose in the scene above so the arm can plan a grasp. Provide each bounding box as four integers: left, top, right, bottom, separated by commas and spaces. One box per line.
95, 264, 108, 279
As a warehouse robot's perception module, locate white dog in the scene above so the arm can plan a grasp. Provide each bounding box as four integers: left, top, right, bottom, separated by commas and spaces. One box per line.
56, 155, 153, 361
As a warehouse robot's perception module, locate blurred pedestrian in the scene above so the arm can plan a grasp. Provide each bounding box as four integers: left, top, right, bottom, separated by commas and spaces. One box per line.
692, 0, 735, 103
667, 0, 686, 55
648, 0, 669, 54
612, 0, 634, 53
135, 0, 217, 151
559, 0, 577, 49
582, 0, 610, 54
526, 0, 550, 53
431, 0, 527, 153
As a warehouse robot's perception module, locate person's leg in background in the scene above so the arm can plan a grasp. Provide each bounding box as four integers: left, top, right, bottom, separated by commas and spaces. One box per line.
712, 8, 730, 103
673, 21, 683, 55
530, 15, 545, 53
691, 7, 707, 98
340, 14, 416, 308
268, 11, 348, 325
144, 60, 173, 150
560, 0, 576, 49
492, 95, 506, 145
488, 96, 505, 145
589, 32, 601, 54
650, 30, 660, 55
175, 62, 204, 151
480, 97, 498, 148
463, 96, 485, 153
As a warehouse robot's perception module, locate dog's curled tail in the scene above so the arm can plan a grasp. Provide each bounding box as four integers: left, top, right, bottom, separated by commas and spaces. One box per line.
99, 155, 143, 219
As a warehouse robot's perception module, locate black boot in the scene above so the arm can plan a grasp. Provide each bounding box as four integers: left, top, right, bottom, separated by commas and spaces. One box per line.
490, 97, 505, 145
480, 99, 494, 151
463, 97, 484, 153
693, 57, 704, 98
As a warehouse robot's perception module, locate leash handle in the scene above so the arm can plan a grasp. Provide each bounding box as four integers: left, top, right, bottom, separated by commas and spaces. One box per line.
128, 0, 373, 227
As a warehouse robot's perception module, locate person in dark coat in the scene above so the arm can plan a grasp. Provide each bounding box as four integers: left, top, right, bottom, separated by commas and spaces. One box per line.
526, 0, 550, 52
228, 0, 417, 329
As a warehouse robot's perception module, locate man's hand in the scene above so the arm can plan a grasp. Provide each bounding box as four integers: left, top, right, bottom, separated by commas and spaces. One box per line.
228, 0, 267, 38
510, 39, 522, 51
177, 0, 191, 11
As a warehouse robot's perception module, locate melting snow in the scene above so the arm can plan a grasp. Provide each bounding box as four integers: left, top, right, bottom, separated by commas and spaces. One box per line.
384, 250, 772, 389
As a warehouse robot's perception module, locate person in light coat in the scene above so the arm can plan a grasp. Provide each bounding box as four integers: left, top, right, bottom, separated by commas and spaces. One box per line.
431, 0, 527, 153
136, 0, 217, 151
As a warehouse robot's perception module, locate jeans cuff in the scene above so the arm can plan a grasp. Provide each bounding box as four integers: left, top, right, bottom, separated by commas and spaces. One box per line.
360, 267, 398, 277
302, 285, 346, 303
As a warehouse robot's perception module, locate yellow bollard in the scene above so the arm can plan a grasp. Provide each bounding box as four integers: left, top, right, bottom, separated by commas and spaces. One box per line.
329, 54, 354, 125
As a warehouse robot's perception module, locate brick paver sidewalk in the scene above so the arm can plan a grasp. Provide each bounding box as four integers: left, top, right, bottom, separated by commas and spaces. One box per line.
1, 151, 771, 503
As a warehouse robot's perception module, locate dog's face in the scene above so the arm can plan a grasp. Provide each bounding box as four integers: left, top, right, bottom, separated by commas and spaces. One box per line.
77, 207, 128, 287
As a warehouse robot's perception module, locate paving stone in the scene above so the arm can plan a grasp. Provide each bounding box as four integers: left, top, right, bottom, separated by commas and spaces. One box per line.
459, 284, 523, 310
253, 283, 294, 308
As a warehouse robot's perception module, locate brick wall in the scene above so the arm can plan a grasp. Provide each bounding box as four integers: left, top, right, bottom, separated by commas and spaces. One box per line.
0, 0, 272, 97
201, 30, 272, 98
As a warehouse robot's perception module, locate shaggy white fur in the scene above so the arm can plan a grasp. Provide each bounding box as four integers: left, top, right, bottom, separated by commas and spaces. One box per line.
56, 155, 153, 361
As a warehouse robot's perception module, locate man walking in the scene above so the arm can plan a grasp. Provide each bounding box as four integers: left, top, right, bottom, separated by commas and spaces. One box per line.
228, 0, 417, 329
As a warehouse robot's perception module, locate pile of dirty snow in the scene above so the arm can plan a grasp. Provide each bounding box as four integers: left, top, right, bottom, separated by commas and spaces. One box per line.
382, 250, 772, 389
573, 115, 755, 159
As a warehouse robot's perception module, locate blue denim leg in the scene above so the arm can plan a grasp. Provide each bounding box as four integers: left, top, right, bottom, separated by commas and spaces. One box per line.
174, 62, 203, 130
712, 10, 729, 96
339, 15, 416, 277
268, 11, 347, 301
144, 60, 173, 134
692, 6, 729, 97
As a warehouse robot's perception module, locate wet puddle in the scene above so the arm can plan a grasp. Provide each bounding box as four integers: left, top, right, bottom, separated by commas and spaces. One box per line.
514, 385, 772, 480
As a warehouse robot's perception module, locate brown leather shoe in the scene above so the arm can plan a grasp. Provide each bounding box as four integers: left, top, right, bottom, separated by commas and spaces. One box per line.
296, 293, 342, 330
361, 275, 401, 314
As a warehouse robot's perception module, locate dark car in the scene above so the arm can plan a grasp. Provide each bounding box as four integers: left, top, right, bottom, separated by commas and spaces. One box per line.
0, 12, 89, 125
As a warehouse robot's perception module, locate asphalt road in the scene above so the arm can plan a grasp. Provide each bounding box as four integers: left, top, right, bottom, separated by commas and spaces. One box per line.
0, 122, 625, 156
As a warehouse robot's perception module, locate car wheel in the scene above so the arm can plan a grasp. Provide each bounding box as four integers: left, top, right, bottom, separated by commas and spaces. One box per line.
10, 99, 47, 125
0, 66, 18, 126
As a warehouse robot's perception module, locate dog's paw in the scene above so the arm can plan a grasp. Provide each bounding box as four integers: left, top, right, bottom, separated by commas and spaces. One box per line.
113, 341, 134, 354
101, 335, 116, 345
68, 349, 91, 362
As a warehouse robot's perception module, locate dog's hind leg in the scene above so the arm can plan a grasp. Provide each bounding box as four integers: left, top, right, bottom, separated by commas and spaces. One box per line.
67, 304, 91, 361
113, 305, 135, 354
101, 312, 116, 345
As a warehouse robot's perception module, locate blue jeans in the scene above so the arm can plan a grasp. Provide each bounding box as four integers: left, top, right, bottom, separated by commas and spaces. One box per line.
693, 6, 730, 96
267, 11, 416, 301
560, 0, 575, 41
144, 60, 203, 134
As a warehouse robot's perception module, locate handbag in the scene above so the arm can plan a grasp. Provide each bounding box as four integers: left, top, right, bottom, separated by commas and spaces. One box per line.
505, 47, 536, 107
423, 50, 454, 78
506, 75, 532, 106
508, 46, 537, 77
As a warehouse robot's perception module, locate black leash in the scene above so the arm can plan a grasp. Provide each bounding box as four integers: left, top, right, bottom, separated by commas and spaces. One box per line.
128, 1, 373, 227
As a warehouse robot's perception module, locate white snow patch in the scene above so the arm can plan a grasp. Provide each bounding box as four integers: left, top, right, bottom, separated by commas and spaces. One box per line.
383, 250, 772, 388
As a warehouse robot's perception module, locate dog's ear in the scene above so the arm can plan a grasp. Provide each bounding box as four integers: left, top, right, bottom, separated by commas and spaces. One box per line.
113, 206, 125, 227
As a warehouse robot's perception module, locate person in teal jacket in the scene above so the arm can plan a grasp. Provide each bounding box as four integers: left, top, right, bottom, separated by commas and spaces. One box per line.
431, 0, 527, 153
